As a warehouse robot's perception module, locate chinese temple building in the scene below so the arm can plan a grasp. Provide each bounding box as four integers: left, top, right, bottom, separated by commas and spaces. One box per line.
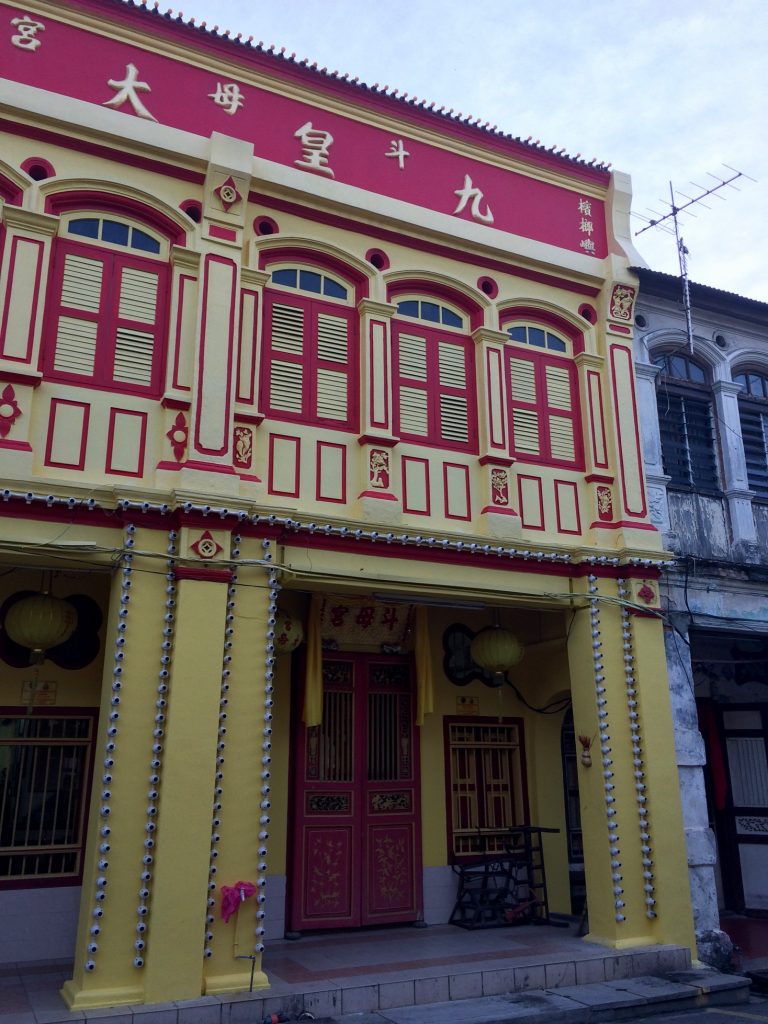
0, 0, 698, 1010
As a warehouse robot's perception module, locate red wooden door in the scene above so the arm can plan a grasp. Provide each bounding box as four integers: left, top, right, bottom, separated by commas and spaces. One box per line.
289, 653, 422, 931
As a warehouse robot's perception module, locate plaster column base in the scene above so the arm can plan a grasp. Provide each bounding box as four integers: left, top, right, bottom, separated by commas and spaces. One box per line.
696, 929, 734, 972
61, 980, 143, 1010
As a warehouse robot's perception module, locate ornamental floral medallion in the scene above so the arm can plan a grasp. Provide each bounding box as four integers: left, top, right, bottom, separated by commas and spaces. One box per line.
190, 529, 223, 560
233, 426, 253, 469
369, 448, 390, 489
491, 467, 509, 506
214, 174, 242, 212
634, 580, 658, 608
610, 284, 636, 322
0, 384, 21, 438
166, 412, 188, 462
596, 485, 613, 520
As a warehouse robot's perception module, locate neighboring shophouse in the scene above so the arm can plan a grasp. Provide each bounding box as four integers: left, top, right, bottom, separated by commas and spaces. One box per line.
0, 0, 698, 1010
634, 268, 768, 963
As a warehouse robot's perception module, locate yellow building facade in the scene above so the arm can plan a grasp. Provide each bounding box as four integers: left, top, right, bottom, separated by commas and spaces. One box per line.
0, 0, 695, 1009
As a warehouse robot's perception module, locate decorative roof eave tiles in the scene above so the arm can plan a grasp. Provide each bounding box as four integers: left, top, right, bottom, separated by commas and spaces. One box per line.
632, 267, 768, 320
109, 0, 612, 179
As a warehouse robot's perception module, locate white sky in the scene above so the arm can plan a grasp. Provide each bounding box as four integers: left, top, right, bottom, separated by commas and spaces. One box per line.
172, 0, 767, 302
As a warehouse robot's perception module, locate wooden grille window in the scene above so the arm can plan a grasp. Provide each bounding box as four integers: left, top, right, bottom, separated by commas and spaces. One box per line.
393, 302, 476, 451
0, 713, 95, 884
734, 370, 768, 500
505, 333, 580, 467
45, 218, 167, 394
654, 353, 720, 491
263, 268, 356, 429
445, 718, 527, 860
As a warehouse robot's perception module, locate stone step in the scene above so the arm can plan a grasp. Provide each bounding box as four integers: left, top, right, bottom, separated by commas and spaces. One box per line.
314, 969, 751, 1024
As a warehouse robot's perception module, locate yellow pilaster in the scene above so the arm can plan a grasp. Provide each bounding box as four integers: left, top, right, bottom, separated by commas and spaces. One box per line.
203, 541, 271, 994
567, 574, 694, 954
139, 567, 232, 1003
626, 604, 696, 952
63, 527, 168, 1009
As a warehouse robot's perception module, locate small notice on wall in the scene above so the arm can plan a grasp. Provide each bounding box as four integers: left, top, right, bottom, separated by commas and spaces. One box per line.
22, 679, 57, 706
456, 695, 480, 715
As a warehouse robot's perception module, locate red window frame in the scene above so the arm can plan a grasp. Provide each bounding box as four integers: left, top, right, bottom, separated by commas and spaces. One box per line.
261, 288, 357, 431
393, 320, 478, 453
42, 238, 168, 396
505, 347, 583, 469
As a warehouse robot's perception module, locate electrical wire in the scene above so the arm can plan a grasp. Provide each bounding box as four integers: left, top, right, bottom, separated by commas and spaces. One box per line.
502, 671, 571, 715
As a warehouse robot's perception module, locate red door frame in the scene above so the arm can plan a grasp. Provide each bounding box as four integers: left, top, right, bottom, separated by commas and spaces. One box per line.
288, 652, 423, 931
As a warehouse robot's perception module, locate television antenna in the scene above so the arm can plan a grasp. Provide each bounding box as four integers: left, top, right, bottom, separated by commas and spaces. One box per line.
634, 166, 752, 352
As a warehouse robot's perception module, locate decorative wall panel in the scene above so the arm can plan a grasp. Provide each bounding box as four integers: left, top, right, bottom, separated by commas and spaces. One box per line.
444, 462, 471, 520
105, 408, 147, 477
402, 456, 430, 515
518, 474, 544, 530
45, 398, 89, 470
317, 441, 346, 503
268, 433, 300, 497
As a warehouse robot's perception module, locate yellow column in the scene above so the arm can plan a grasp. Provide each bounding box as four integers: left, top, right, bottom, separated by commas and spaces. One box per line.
139, 563, 232, 1003
203, 538, 272, 994
622, 590, 696, 952
567, 574, 694, 953
63, 526, 168, 1009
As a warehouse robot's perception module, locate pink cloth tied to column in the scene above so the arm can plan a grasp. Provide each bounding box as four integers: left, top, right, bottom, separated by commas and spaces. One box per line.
220, 881, 256, 923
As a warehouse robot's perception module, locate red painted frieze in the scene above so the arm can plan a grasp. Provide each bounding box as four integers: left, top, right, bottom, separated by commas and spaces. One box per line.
1, 2, 608, 257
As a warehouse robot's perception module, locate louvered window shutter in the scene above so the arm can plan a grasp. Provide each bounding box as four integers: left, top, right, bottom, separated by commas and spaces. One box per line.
112, 266, 160, 386
437, 341, 468, 443
545, 364, 575, 462
398, 333, 429, 436
269, 302, 305, 414
509, 357, 540, 455
53, 252, 104, 377
315, 311, 350, 422
739, 406, 768, 499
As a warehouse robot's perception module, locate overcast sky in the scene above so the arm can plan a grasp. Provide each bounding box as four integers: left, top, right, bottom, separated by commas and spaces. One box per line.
173, 0, 766, 303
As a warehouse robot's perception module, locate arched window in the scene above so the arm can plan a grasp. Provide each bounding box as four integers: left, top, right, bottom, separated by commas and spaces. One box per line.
503, 319, 581, 467
43, 213, 169, 394
261, 264, 356, 429
734, 368, 768, 500
393, 297, 476, 450
653, 351, 719, 491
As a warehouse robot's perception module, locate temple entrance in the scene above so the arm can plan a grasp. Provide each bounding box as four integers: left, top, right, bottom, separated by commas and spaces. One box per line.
288, 653, 422, 931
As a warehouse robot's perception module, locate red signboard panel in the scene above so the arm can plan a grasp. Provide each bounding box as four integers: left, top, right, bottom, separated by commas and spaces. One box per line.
2, 2, 607, 257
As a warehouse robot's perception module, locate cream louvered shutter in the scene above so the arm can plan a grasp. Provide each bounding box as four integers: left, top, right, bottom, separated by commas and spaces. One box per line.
398, 333, 428, 436
545, 364, 576, 462
53, 253, 104, 377
509, 356, 540, 455
269, 302, 304, 414
113, 266, 160, 386
316, 311, 349, 422
438, 341, 469, 443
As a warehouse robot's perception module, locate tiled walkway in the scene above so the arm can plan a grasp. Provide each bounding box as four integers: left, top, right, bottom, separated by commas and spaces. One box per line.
1, 923, 696, 1024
